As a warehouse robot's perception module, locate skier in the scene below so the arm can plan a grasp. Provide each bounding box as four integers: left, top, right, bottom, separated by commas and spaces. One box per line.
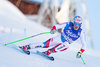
20, 16, 87, 58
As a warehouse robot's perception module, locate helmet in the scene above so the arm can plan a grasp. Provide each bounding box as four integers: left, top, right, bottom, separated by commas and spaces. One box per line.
73, 16, 82, 26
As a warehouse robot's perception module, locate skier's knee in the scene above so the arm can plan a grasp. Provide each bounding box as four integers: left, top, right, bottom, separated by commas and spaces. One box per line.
43, 38, 52, 48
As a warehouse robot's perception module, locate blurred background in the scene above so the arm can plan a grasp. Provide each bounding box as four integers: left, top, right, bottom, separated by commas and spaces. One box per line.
7, 0, 100, 51
0, 0, 100, 67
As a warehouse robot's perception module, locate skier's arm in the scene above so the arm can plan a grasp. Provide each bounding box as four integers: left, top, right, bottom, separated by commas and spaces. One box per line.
76, 31, 87, 58
50, 22, 68, 34
80, 31, 87, 53
52, 22, 68, 30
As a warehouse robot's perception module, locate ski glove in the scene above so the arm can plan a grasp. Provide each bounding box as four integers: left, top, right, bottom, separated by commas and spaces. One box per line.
50, 29, 56, 34
76, 49, 85, 58
50, 26, 56, 34
76, 51, 82, 58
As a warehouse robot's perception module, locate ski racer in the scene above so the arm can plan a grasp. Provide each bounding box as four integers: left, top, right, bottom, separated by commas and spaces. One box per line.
20, 16, 87, 58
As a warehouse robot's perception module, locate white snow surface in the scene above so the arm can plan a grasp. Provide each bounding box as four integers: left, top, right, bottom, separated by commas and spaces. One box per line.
0, 0, 100, 67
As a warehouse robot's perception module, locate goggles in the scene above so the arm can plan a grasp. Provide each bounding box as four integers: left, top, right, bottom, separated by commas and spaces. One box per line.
74, 22, 81, 26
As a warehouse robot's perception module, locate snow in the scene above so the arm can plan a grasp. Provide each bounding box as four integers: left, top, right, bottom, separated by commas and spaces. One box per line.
0, 0, 100, 67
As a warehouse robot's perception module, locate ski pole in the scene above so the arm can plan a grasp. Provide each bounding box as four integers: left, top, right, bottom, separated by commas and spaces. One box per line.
4, 32, 50, 46
81, 56, 86, 64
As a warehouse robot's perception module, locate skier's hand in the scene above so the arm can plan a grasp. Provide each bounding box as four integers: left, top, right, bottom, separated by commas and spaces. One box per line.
76, 51, 82, 58
50, 29, 56, 34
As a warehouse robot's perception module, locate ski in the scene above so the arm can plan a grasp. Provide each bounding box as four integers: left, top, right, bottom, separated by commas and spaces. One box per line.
19, 47, 30, 55
36, 51, 54, 61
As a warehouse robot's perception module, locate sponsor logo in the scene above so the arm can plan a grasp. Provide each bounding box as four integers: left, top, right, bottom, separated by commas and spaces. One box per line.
66, 30, 78, 38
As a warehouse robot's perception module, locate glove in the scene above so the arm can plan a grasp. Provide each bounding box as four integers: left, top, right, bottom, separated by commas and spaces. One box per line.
50, 29, 56, 34
76, 49, 85, 58
50, 26, 56, 34
76, 51, 82, 58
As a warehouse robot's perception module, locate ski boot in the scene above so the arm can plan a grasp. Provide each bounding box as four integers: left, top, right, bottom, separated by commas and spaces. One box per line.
42, 48, 55, 61
19, 45, 31, 55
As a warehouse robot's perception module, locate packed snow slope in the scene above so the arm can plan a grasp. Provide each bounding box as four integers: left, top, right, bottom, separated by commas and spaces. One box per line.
0, 0, 100, 67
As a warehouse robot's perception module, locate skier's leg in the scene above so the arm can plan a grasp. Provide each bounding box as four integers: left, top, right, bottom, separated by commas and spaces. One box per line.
44, 42, 69, 55
20, 34, 62, 50
19, 42, 44, 50
28, 34, 62, 49
43, 34, 62, 48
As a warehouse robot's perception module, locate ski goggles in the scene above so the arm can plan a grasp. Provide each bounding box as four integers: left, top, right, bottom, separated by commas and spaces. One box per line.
74, 22, 81, 26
